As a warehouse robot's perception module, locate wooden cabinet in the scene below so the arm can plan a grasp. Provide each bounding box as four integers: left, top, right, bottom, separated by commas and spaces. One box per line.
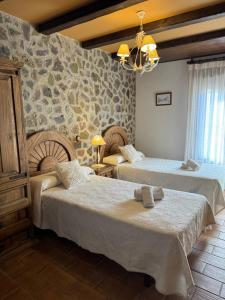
0, 58, 31, 254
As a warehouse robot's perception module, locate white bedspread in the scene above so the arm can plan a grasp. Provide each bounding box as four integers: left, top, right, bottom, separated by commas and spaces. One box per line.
30, 175, 214, 297
116, 157, 225, 215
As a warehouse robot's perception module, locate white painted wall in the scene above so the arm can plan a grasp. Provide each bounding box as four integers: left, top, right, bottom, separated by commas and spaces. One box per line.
135, 60, 188, 160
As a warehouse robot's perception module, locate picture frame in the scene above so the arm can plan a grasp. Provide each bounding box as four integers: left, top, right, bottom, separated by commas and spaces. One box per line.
155, 92, 172, 106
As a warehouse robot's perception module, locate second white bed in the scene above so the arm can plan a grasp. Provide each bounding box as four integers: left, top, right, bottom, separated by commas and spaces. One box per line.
116, 157, 225, 215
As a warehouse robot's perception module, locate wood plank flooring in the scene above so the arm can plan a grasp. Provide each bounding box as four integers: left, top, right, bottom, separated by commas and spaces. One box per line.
0, 210, 225, 300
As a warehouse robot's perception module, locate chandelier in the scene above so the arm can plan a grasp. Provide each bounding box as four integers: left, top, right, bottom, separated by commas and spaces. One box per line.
117, 11, 159, 74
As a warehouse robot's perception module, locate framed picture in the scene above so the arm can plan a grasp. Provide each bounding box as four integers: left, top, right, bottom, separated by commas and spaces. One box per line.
155, 92, 172, 106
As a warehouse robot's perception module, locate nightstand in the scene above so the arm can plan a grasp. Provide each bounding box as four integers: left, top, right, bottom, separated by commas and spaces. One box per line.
91, 164, 114, 178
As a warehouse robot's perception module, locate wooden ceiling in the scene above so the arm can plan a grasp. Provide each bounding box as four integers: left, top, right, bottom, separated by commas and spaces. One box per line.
1, 0, 225, 62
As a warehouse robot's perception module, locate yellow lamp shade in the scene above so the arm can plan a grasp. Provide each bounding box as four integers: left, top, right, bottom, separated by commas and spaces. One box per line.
91, 135, 106, 146
141, 35, 156, 52
117, 44, 130, 57
148, 49, 159, 61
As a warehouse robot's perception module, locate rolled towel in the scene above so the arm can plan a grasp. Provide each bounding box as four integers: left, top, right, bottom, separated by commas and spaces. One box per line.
187, 159, 200, 171
181, 162, 188, 170
153, 186, 164, 200
142, 186, 155, 208
134, 187, 164, 201
134, 189, 142, 201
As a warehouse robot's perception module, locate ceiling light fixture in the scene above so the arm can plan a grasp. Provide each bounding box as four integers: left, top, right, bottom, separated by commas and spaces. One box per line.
117, 11, 159, 74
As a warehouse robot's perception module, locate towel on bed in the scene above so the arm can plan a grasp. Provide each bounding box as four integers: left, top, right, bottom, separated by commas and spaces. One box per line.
181, 159, 200, 171
142, 186, 155, 208
134, 186, 164, 201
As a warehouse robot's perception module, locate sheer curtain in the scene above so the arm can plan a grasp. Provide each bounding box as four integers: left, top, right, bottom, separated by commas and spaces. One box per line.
185, 61, 225, 164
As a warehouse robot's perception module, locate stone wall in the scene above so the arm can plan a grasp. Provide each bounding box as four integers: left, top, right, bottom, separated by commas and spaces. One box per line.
0, 12, 136, 164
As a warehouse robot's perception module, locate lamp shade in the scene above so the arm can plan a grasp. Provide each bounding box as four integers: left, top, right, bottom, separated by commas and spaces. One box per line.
91, 135, 106, 146
117, 44, 130, 57
141, 35, 156, 52
148, 49, 159, 61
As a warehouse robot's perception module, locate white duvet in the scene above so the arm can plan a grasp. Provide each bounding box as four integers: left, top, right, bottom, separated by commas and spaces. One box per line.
116, 157, 225, 215
30, 175, 214, 297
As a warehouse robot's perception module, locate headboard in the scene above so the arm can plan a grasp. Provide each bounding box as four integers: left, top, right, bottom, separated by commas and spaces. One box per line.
27, 131, 76, 176
100, 125, 128, 160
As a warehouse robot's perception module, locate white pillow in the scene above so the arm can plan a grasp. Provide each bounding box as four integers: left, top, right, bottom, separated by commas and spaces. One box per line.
55, 160, 88, 189
137, 151, 145, 159
103, 154, 126, 166
81, 166, 95, 175
41, 171, 61, 191
119, 145, 143, 163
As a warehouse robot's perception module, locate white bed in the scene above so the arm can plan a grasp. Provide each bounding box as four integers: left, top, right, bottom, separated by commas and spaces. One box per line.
30, 173, 214, 298
116, 157, 225, 215
101, 126, 225, 215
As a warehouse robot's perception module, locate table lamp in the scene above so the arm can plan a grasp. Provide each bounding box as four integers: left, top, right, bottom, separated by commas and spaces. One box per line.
91, 135, 106, 168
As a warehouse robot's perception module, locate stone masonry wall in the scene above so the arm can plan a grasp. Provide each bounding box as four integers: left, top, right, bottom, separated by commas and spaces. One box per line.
0, 11, 136, 164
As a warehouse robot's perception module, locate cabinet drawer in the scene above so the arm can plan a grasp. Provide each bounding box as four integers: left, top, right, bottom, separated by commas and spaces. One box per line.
0, 178, 28, 192
0, 185, 29, 216
0, 207, 28, 228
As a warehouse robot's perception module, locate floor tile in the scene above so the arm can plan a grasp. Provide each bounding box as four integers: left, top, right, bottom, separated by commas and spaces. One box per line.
220, 284, 225, 298
212, 247, 225, 259
191, 249, 225, 269
192, 287, 224, 300
203, 264, 225, 283
192, 271, 222, 295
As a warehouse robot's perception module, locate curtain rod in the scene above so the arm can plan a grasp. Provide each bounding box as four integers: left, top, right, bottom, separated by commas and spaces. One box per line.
187, 56, 225, 64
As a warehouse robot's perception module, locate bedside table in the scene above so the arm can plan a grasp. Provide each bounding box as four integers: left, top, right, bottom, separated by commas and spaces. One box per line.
91, 164, 114, 178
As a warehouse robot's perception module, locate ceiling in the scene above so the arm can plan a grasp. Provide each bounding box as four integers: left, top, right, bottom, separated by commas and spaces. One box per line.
0, 0, 225, 61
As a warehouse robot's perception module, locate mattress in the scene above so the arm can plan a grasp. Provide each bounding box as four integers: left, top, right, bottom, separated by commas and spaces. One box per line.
30, 174, 214, 297
116, 157, 225, 215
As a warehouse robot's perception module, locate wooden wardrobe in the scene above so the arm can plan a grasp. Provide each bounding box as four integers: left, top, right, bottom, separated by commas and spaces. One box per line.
0, 57, 31, 254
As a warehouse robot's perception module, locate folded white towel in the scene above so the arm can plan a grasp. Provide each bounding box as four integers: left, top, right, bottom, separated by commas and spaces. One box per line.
153, 186, 164, 200
181, 162, 188, 170
187, 159, 200, 171
134, 189, 142, 201
134, 186, 164, 201
142, 186, 155, 208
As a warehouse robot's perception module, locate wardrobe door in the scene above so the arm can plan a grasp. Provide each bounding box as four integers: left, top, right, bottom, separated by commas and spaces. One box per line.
0, 72, 26, 183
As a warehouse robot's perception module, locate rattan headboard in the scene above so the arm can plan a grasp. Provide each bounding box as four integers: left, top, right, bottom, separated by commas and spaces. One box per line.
100, 125, 128, 161
27, 131, 76, 176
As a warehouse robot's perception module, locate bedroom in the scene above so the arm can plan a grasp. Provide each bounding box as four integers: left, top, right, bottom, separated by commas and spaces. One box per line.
0, 0, 225, 299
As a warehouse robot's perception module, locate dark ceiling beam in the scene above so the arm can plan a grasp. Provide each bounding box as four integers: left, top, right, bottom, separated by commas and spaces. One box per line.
37, 0, 147, 34
82, 2, 225, 49
112, 29, 225, 63
158, 28, 225, 50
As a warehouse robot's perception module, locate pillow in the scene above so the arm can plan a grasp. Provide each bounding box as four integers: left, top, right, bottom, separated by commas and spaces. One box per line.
119, 145, 143, 163
55, 160, 88, 189
103, 154, 126, 166
41, 171, 61, 191
81, 166, 95, 175
137, 151, 145, 159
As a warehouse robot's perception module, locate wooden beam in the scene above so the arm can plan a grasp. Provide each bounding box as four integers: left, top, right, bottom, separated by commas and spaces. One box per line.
37, 0, 147, 34
82, 2, 225, 49
158, 28, 225, 50
111, 28, 225, 60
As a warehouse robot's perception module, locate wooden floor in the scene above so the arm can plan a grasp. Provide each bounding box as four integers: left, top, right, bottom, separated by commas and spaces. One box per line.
0, 210, 225, 300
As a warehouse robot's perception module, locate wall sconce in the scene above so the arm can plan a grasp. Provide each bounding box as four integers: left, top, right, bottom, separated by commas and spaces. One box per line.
75, 135, 81, 142
74, 135, 81, 149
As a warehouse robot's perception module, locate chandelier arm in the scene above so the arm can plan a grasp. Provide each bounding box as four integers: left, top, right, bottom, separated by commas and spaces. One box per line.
120, 62, 135, 71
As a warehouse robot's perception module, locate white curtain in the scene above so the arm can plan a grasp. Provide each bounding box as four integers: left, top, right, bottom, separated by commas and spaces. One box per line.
185, 61, 225, 164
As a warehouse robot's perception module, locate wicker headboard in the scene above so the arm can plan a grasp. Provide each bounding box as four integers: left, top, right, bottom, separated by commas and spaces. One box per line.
100, 125, 128, 160
27, 131, 76, 176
